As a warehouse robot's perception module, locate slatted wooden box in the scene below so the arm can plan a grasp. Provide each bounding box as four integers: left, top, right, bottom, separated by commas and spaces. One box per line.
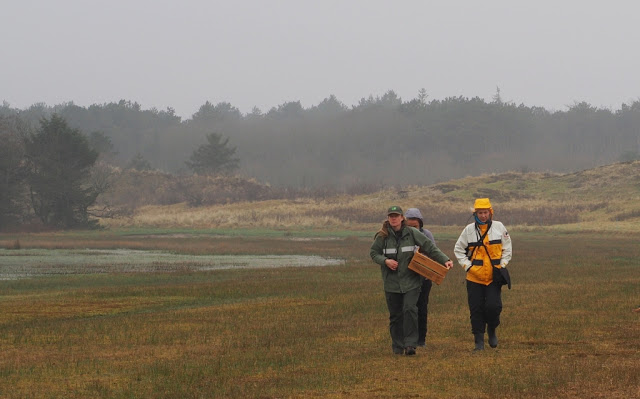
408, 250, 449, 285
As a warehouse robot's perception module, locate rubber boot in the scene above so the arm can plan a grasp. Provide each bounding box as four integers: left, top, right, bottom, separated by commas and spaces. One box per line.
488, 326, 498, 348
473, 333, 485, 351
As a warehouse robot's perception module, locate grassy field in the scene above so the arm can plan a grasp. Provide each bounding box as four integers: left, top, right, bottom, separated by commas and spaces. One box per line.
0, 229, 638, 398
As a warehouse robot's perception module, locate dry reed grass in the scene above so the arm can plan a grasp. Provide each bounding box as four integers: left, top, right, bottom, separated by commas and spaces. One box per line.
96, 161, 640, 233
100, 188, 640, 234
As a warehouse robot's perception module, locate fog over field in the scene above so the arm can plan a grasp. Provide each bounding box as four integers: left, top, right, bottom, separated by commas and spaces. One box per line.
2, 1, 639, 118
2, 1, 640, 231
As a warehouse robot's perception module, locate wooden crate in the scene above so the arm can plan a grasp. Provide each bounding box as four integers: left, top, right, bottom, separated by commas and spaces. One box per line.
408, 250, 449, 285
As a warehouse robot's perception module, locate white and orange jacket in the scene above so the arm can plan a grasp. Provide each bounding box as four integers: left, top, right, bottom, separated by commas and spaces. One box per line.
454, 221, 512, 286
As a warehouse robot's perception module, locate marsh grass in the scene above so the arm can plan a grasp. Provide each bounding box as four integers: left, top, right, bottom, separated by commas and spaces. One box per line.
0, 231, 638, 398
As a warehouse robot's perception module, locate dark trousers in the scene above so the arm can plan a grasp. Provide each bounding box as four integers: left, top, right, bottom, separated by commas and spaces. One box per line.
466, 280, 502, 335
416, 278, 432, 345
385, 287, 421, 351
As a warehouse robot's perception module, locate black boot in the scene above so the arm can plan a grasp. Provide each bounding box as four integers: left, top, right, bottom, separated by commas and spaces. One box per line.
488, 326, 498, 348
473, 333, 484, 351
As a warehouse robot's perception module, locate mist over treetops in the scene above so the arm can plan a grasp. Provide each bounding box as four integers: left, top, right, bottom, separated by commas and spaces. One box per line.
2, 90, 640, 189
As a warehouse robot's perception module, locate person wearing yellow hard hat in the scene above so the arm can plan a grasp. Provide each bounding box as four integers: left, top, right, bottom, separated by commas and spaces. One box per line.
454, 198, 513, 351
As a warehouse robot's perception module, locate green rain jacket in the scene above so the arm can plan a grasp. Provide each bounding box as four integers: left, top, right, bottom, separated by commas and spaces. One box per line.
370, 223, 450, 293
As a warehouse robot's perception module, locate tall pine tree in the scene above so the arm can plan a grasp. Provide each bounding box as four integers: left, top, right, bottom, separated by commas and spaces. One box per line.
25, 114, 100, 228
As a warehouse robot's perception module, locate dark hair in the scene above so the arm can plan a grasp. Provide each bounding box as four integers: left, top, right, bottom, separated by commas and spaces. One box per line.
407, 217, 423, 229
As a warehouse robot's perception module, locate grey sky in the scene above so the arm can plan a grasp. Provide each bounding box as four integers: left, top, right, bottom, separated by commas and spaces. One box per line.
2, 0, 639, 119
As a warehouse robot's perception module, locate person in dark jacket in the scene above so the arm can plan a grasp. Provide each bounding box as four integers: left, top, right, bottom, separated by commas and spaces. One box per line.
404, 208, 436, 348
370, 205, 453, 356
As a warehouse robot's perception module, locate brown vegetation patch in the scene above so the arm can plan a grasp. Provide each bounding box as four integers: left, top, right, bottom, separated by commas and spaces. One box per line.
473, 188, 512, 201
485, 171, 525, 183
99, 170, 274, 209
432, 183, 460, 193
610, 209, 640, 221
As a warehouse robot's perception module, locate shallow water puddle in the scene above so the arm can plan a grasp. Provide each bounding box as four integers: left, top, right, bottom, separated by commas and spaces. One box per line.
0, 249, 345, 280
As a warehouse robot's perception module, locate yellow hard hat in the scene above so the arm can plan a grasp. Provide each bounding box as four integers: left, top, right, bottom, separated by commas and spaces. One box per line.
474, 198, 493, 215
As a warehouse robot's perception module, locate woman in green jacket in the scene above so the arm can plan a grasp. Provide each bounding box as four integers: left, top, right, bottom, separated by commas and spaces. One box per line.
370, 205, 453, 355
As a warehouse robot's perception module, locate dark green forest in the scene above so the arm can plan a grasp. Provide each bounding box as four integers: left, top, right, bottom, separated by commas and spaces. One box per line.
2, 90, 640, 190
